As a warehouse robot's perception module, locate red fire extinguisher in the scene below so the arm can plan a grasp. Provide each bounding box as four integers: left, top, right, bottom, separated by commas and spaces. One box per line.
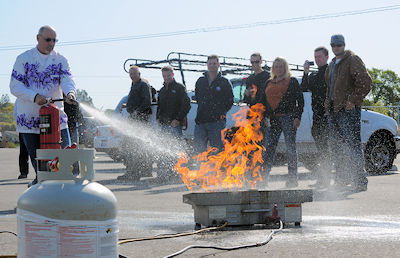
39, 102, 61, 149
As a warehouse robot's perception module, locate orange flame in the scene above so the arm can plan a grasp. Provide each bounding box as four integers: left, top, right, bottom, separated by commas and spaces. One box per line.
251, 84, 257, 99
175, 103, 266, 192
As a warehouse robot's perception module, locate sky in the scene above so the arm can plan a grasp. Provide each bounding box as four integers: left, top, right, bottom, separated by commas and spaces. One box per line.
1, 0, 399, 110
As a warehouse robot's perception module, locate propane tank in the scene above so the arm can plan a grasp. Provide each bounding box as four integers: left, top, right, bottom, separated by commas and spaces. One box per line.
39, 102, 61, 149
17, 149, 118, 257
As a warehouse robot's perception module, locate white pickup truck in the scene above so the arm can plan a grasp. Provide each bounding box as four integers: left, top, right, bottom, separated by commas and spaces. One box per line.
94, 78, 400, 174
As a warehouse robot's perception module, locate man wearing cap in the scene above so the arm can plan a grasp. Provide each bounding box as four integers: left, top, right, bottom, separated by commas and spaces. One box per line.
325, 34, 371, 191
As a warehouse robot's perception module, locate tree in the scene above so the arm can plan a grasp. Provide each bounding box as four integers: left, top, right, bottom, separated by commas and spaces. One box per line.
76, 89, 94, 106
0, 94, 10, 109
366, 68, 400, 106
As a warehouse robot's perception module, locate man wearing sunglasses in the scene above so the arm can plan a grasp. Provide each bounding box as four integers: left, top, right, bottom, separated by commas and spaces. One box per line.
243, 52, 270, 107
325, 34, 371, 192
10, 25, 76, 187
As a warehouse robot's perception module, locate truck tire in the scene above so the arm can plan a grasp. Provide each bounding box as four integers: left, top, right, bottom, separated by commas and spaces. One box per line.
365, 133, 395, 174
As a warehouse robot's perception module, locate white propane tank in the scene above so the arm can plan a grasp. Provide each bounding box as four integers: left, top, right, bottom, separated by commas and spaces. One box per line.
17, 149, 118, 257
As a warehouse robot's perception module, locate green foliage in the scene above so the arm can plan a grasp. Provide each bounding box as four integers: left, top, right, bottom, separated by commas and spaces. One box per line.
362, 99, 389, 116
0, 98, 16, 131
0, 94, 10, 108
0, 122, 16, 131
367, 68, 400, 106
76, 89, 94, 106
7, 142, 18, 148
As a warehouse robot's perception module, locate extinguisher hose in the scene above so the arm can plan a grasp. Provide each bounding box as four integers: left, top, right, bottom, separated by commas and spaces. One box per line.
47, 98, 78, 105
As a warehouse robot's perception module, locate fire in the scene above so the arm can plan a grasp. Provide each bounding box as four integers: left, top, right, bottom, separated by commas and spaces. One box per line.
251, 84, 257, 99
175, 103, 266, 192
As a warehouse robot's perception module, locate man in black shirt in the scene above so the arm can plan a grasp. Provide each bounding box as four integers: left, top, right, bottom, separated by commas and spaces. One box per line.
157, 66, 191, 138
125, 66, 152, 121
157, 66, 191, 178
118, 66, 153, 181
301, 46, 330, 187
243, 52, 270, 107
194, 55, 233, 154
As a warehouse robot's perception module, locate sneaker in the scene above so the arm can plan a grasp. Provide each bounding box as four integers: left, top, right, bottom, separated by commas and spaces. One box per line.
28, 178, 38, 188
352, 183, 368, 192
18, 174, 28, 179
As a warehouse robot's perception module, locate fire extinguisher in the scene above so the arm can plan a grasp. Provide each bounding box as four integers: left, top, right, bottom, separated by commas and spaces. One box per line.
39, 102, 61, 149
38, 99, 62, 171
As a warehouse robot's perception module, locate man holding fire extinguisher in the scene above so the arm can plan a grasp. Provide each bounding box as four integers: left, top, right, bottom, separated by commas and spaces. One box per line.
9, 25, 76, 187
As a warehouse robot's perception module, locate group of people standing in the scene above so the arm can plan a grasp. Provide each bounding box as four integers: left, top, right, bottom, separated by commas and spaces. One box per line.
244, 34, 371, 191
118, 32, 371, 193
10, 25, 371, 192
117, 55, 234, 180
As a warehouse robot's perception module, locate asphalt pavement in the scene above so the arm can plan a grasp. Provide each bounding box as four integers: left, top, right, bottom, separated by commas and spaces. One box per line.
1, 148, 400, 257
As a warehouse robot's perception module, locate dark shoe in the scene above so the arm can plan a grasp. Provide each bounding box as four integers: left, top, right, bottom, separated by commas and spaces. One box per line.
18, 174, 28, 179
117, 173, 140, 181
352, 183, 368, 192
285, 180, 298, 188
28, 178, 38, 188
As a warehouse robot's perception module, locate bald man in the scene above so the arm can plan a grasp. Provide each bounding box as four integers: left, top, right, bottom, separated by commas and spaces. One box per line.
10, 25, 76, 187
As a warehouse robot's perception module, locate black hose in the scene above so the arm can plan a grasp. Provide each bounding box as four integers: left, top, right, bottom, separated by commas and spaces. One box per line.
0, 231, 17, 237
164, 221, 283, 258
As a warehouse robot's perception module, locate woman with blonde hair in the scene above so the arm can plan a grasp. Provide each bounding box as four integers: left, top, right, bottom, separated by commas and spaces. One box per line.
262, 57, 304, 187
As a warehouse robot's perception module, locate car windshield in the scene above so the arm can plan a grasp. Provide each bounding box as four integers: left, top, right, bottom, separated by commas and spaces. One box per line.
231, 78, 246, 104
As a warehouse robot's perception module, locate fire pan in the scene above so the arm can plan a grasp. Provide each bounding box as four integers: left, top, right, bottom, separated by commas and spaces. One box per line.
183, 189, 313, 228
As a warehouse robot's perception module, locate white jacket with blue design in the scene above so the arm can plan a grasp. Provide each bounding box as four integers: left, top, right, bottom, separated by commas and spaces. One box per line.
10, 47, 76, 134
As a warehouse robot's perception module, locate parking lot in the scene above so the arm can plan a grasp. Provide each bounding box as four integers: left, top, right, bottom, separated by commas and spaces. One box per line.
1, 148, 400, 257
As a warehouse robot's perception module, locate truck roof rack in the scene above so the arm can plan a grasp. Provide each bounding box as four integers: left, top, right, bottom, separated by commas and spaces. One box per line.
123, 52, 310, 86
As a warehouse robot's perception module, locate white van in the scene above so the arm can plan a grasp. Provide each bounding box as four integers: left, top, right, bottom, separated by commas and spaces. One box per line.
94, 78, 400, 174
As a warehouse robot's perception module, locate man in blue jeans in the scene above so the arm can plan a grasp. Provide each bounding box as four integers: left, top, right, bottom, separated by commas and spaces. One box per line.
10, 25, 76, 187
194, 55, 233, 155
325, 34, 371, 192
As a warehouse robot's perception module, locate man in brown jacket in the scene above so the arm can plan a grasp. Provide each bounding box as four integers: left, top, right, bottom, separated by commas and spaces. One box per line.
325, 34, 371, 192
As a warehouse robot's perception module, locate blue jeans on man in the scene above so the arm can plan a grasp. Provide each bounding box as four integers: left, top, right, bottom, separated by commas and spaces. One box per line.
161, 124, 183, 139
263, 113, 298, 185
194, 119, 226, 154
328, 107, 368, 188
20, 128, 71, 184
69, 125, 80, 174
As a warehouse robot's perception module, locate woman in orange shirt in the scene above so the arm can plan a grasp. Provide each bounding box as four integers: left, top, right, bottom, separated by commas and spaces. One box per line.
262, 57, 304, 188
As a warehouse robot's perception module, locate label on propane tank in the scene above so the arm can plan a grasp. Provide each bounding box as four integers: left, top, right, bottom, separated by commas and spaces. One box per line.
17, 208, 118, 258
